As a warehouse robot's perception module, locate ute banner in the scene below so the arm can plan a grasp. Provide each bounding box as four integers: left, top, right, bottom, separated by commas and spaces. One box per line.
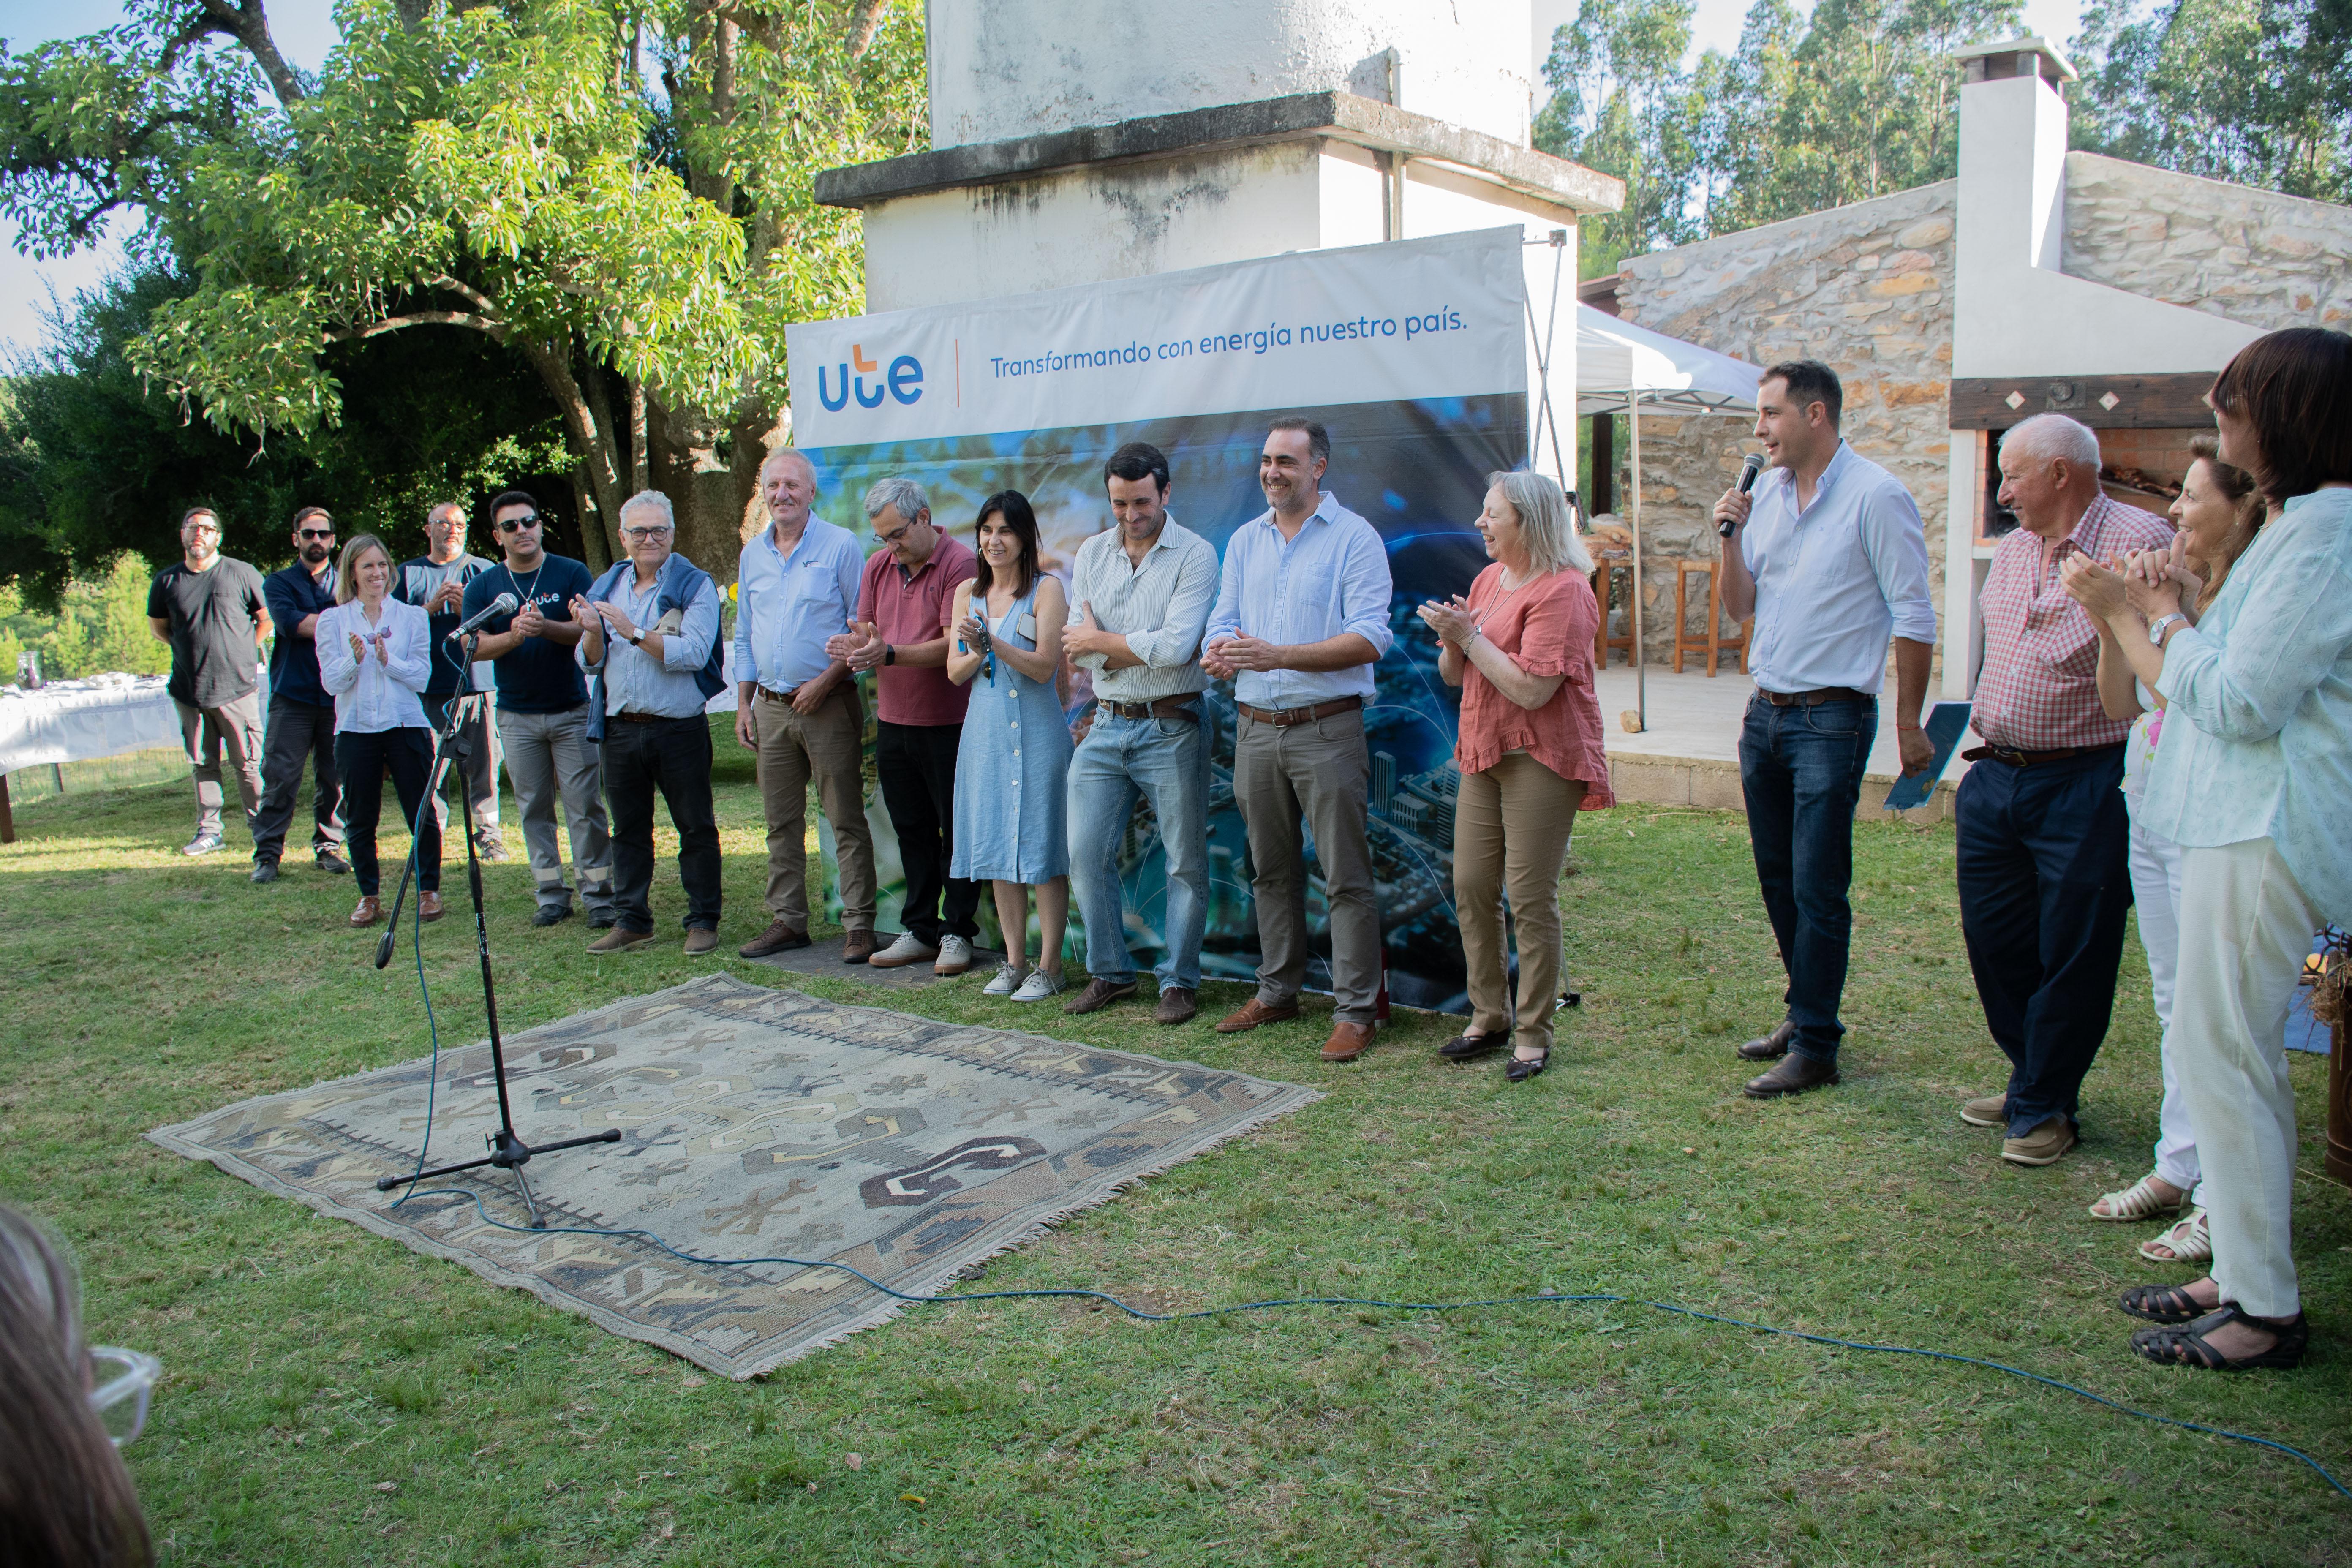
784, 227, 1532, 1011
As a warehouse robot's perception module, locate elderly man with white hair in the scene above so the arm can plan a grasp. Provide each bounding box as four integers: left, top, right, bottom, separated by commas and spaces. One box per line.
572, 490, 727, 955
1954, 413, 2175, 1166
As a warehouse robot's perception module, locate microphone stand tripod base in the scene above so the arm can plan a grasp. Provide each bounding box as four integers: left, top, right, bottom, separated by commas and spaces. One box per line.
376, 1125, 624, 1229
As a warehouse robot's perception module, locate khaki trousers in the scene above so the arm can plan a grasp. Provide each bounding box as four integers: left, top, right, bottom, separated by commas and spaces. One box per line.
755, 683, 875, 930
1233, 708, 1380, 1024
1454, 752, 1586, 1054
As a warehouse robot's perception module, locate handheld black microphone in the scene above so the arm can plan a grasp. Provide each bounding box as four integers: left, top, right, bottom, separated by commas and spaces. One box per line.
444, 591, 519, 641
1718, 453, 1766, 539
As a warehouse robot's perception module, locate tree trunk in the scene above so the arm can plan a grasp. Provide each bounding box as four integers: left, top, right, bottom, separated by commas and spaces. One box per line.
514, 335, 623, 573
643, 389, 777, 588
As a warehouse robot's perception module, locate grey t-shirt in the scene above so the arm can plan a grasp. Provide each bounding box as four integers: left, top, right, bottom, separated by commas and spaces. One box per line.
395, 553, 498, 697
147, 558, 266, 709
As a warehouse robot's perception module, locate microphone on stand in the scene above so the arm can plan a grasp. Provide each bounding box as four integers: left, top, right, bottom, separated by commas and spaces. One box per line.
444, 591, 519, 641
1718, 453, 1766, 539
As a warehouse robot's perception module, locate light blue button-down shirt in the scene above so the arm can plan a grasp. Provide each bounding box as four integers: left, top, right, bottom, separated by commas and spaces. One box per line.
582, 566, 721, 719
1203, 491, 1395, 708
2142, 487, 2352, 923
1740, 440, 1937, 694
732, 518, 865, 694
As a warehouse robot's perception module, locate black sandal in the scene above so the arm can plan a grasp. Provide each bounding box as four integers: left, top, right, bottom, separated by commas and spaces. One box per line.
1439, 1031, 1505, 1061
2130, 1304, 2308, 1371
1505, 1047, 1550, 1083
2118, 1283, 2207, 1324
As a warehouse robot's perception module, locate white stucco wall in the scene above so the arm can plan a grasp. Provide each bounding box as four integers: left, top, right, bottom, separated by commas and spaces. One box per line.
925, 0, 1534, 150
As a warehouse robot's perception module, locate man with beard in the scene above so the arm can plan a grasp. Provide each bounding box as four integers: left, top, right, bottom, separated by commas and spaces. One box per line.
147, 506, 270, 857
250, 506, 349, 882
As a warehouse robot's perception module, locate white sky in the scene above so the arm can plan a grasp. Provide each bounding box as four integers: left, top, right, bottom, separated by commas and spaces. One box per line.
0, 0, 2088, 357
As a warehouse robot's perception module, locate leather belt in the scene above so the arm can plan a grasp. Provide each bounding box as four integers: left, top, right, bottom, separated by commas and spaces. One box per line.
1757, 686, 1872, 707
1237, 696, 1363, 727
1096, 696, 1199, 724
1961, 742, 2121, 768
611, 710, 673, 724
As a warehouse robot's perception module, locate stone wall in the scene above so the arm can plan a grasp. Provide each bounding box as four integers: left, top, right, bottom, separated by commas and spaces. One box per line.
1611, 182, 1958, 669
2063, 153, 2352, 335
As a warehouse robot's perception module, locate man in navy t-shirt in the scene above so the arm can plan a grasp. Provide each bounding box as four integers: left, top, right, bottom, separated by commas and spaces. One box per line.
251, 506, 348, 882
397, 500, 507, 862
460, 491, 613, 927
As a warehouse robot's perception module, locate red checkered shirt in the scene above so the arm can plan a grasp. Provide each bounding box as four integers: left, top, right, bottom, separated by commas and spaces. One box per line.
1973, 493, 2174, 751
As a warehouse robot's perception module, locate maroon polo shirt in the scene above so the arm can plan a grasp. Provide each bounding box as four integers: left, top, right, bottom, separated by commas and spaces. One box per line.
856, 532, 977, 726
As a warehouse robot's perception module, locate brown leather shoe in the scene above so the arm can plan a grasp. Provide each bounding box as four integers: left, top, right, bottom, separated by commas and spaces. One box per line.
588, 926, 657, 954
1743, 1052, 1840, 1098
683, 927, 718, 956
1737, 1017, 1796, 1061
418, 890, 444, 923
1320, 1021, 1376, 1062
348, 895, 382, 928
739, 919, 811, 958
1062, 976, 1138, 1015
841, 928, 878, 965
1215, 996, 1301, 1034
1154, 986, 1197, 1025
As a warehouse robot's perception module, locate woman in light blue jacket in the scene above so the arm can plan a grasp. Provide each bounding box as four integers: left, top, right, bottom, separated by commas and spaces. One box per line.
2062, 327, 2352, 1372
318, 534, 442, 928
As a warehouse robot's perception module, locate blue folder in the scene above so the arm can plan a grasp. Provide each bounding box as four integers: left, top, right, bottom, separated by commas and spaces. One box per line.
1880, 700, 1972, 812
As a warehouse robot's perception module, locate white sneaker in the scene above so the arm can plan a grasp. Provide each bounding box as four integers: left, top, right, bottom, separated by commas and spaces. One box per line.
865, 931, 939, 969
1010, 970, 1067, 1002
982, 962, 1027, 996
934, 934, 975, 975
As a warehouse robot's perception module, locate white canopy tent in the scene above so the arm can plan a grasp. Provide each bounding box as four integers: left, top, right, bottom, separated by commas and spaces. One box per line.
1568, 304, 1763, 732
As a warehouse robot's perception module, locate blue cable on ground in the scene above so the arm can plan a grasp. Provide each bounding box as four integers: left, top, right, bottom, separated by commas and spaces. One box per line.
374, 762, 2347, 1503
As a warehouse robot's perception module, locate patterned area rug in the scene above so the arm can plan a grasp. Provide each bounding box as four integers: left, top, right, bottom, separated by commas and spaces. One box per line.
150, 975, 1319, 1379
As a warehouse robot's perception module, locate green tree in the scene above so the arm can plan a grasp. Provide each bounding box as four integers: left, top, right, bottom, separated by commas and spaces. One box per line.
1, 0, 925, 578
0, 555, 173, 679
2069, 0, 2351, 200
1534, 0, 1707, 275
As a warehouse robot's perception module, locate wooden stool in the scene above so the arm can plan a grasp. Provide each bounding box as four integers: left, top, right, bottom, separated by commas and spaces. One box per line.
1588, 546, 1634, 669
1671, 558, 1752, 676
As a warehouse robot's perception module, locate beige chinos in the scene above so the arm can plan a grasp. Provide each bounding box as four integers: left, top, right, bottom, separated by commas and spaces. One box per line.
1454, 752, 1586, 1055
1233, 708, 1380, 1024
755, 682, 875, 931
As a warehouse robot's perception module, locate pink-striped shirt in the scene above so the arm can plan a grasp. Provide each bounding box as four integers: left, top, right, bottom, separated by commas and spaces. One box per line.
1973, 493, 2173, 751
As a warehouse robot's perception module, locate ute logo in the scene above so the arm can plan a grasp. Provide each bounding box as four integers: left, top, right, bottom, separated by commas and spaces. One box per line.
817, 343, 923, 411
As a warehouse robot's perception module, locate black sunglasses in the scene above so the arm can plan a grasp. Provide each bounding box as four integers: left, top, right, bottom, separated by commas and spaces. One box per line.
297, 527, 335, 540
495, 514, 542, 533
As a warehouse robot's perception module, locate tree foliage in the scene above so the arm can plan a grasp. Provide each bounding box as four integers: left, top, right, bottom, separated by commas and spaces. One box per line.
1, 0, 926, 580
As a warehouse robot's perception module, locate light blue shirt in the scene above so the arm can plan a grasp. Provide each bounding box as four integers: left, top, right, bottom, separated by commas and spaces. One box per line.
2141, 487, 2352, 923
581, 564, 721, 719
1203, 491, 1395, 708
316, 597, 432, 734
732, 518, 865, 694
1740, 441, 1937, 694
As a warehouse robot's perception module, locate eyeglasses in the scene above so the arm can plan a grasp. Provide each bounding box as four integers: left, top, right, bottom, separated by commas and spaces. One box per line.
620, 525, 673, 543
873, 519, 915, 547
183, 521, 221, 535
297, 528, 335, 541
89, 1346, 161, 1446
495, 515, 541, 533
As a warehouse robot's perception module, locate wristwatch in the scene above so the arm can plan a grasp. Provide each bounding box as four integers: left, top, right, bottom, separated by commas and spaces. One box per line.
883, 644, 896, 666
2146, 612, 2186, 646
626, 627, 645, 646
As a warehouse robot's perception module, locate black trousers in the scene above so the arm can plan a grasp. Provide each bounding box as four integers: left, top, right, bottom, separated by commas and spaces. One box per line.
1955, 746, 2134, 1138
252, 696, 344, 863
876, 720, 981, 945
603, 714, 722, 934
334, 727, 440, 896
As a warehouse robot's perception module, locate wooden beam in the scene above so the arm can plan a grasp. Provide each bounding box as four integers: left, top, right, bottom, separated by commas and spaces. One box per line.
1949, 373, 2219, 430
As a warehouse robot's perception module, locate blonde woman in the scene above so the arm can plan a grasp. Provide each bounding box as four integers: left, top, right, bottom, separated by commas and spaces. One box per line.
317, 534, 442, 927
2064, 436, 2264, 1267
1418, 471, 1612, 1081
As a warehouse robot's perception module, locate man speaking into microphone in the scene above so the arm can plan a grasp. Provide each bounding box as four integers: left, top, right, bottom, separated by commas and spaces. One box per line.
1711, 360, 1937, 1099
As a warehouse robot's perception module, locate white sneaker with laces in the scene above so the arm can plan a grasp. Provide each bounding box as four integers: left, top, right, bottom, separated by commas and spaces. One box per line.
982, 962, 1026, 996
865, 931, 938, 969
934, 934, 975, 975
1010, 970, 1067, 1002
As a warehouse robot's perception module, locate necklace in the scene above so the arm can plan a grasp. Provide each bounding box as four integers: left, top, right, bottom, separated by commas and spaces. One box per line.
504, 558, 545, 609
1468, 565, 1546, 637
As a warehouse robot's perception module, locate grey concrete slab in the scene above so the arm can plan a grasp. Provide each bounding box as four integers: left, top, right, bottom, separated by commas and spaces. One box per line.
738, 939, 1011, 990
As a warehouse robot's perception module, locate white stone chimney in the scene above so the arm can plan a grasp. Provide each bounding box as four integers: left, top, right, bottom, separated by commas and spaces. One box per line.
1950, 36, 2258, 377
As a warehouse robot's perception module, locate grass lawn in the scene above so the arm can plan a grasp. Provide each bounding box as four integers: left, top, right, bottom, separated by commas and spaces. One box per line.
4, 716, 2347, 1566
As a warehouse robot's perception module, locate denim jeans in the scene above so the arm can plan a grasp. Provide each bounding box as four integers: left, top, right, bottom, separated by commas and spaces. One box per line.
1738, 693, 1876, 1064
1955, 746, 2133, 1137
1066, 704, 1209, 990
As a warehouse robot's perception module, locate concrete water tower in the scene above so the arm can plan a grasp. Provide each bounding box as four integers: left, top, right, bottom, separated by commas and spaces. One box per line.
816, 0, 1622, 327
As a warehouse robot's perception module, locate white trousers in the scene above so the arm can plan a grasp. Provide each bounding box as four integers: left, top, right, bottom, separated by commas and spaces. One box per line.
2172, 838, 2322, 1318
2126, 819, 2200, 1196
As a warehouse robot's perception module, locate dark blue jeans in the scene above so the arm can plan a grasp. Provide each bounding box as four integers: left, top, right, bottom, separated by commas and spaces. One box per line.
602, 715, 722, 935
1954, 746, 2133, 1137
1739, 694, 1876, 1064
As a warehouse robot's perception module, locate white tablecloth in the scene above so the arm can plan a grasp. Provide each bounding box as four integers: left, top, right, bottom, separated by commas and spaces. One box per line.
0, 676, 182, 773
